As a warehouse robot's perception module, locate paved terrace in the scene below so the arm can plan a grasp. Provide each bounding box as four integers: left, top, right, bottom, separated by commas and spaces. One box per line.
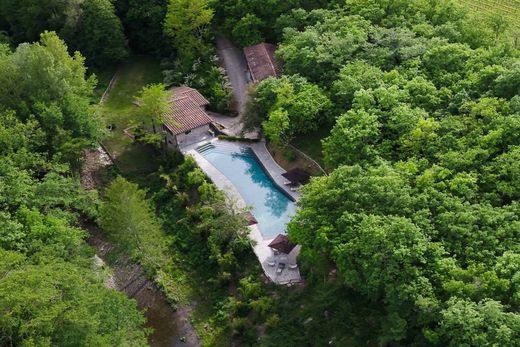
182, 138, 302, 285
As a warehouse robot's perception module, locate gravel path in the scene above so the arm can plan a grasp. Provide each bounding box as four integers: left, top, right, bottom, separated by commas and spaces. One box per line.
215, 35, 261, 138
216, 34, 250, 115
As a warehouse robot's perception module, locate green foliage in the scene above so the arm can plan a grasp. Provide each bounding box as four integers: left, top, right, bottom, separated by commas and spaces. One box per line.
134, 83, 170, 135
254, 75, 331, 144
100, 176, 169, 271
276, 14, 371, 82
1, 0, 519, 345
265, 1, 520, 344
163, 58, 232, 114
114, 0, 168, 54
155, 156, 250, 280
98, 56, 164, 162
62, 0, 129, 67
0, 0, 70, 43
459, 0, 520, 45
0, 37, 149, 344
322, 109, 381, 167
0, 32, 103, 160
0, 258, 149, 347
211, 0, 328, 45
433, 298, 520, 346
162, 0, 231, 113
0, 0, 128, 66
231, 14, 265, 47
163, 0, 214, 62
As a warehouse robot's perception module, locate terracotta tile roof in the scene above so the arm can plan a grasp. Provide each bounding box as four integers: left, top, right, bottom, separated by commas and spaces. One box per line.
163, 88, 212, 135
170, 87, 209, 108
243, 43, 282, 83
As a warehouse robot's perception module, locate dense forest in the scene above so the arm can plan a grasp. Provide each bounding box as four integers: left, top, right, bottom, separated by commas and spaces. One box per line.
0, 0, 519, 346
0, 32, 148, 346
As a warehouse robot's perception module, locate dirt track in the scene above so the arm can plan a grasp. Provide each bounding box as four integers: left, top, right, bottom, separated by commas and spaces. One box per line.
216, 34, 250, 115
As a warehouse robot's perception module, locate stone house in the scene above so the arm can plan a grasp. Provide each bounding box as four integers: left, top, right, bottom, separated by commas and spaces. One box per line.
163, 87, 213, 149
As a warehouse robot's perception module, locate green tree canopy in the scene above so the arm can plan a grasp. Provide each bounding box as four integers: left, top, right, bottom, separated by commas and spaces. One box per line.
114, 0, 168, 54
0, 0, 128, 66
255, 75, 331, 144
62, 0, 128, 67
134, 83, 170, 136
0, 258, 148, 347
433, 298, 520, 346
163, 0, 213, 61
0, 32, 103, 158
100, 176, 169, 270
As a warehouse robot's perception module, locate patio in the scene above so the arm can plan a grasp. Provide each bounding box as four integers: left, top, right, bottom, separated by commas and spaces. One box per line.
249, 224, 302, 285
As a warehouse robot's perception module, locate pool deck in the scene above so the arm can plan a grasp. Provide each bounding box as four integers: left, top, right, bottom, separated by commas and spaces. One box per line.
182, 138, 302, 285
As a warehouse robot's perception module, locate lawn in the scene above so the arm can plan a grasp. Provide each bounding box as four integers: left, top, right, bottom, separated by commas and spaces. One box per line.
98, 56, 164, 176
90, 66, 118, 101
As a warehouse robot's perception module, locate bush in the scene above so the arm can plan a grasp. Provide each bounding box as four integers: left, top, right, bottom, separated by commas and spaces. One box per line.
283, 148, 297, 162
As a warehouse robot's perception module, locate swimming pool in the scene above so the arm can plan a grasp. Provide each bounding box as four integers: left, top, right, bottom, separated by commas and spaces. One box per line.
197, 142, 296, 240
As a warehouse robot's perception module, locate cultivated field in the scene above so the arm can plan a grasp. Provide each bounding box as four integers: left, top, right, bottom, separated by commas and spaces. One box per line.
459, 0, 520, 28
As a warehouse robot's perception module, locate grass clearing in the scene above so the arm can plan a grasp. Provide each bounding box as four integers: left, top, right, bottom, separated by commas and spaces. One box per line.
98, 56, 163, 175
90, 66, 117, 101
290, 124, 332, 168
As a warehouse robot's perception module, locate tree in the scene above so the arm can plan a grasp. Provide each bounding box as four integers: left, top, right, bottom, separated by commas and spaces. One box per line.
0, 0, 71, 43
231, 14, 265, 47
486, 13, 510, 43
212, 0, 306, 44
433, 298, 520, 346
488, 146, 520, 201
288, 163, 414, 256
0, 30, 149, 347
134, 83, 170, 137
155, 156, 250, 279
0, 0, 128, 66
0, 260, 149, 346
276, 14, 370, 83
332, 61, 385, 110
100, 177, 169, 270
255, 75, 331, 144
163, 0, 213, 61
494, 62, 520, 99
420, 42, 472, 87
334, 215, 433, 302
115, 0, 168, 54
62, 0, 128, 66
322, 110, 381, 168
264, 0, 520, 345
0, 32, 102, 158
262, 108, 290, 144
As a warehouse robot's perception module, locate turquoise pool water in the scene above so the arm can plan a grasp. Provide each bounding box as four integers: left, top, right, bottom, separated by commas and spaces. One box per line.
197, 142, 296, 239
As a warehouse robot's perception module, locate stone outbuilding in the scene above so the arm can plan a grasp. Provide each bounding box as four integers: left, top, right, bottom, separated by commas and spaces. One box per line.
163, 87, 214, 149
243, 42, 282, 83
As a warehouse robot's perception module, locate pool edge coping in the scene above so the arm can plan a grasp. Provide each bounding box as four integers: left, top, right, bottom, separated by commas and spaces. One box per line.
184, 139, 302, 285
